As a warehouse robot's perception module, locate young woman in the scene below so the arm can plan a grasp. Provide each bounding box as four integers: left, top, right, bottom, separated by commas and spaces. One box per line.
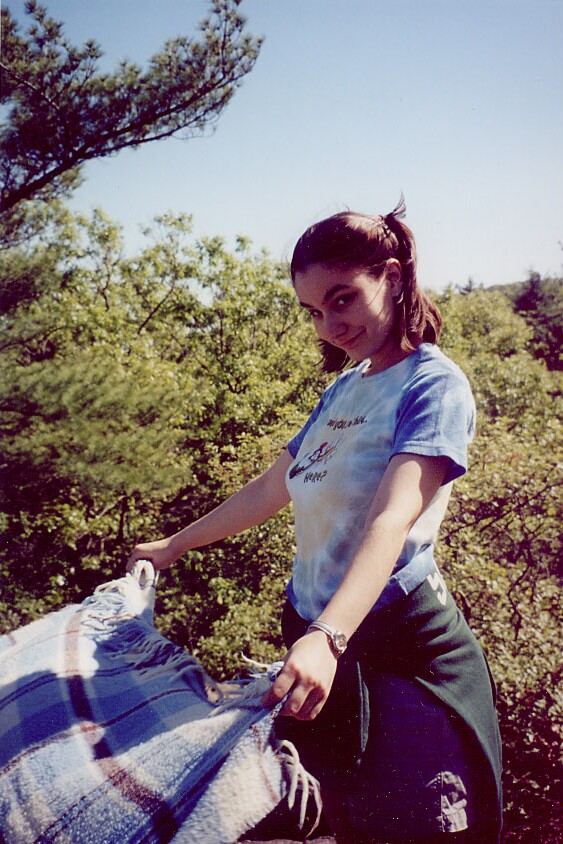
127, 200, 502, 844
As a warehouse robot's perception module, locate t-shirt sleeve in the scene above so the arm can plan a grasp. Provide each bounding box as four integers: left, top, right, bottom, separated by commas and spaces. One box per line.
392, 366, 476, 484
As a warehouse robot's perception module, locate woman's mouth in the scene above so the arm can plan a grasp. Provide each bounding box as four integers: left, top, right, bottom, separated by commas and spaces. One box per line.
337, 330, 363, 350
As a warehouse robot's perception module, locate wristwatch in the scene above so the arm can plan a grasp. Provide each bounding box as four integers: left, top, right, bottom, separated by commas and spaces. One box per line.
307, 620, 348, 658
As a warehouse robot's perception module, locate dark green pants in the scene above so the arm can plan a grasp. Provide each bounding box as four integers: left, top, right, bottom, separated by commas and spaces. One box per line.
276, 578, 502, 842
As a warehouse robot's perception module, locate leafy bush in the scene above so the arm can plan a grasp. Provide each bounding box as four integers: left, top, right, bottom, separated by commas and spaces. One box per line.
2, 214, 561, 840
437, 289, 562, 841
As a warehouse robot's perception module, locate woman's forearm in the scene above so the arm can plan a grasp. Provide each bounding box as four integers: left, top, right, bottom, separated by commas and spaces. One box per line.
318, 453, 449, 637
170, 449, 293, 556
319, 511, 409, 637
128, 449, 293, 570
262, 453, 449, 718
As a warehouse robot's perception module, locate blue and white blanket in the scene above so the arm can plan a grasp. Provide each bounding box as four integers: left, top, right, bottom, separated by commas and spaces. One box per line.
0, 561, 320, 843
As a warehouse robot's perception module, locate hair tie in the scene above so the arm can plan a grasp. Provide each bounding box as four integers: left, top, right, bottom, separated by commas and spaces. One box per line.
379, 215, 393, 239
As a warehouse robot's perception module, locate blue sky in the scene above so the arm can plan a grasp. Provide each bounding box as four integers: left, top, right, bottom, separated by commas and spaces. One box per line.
7, 0, 563, 290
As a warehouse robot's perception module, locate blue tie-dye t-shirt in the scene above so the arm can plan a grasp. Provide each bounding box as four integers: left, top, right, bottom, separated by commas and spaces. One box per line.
285, 343, 476, 621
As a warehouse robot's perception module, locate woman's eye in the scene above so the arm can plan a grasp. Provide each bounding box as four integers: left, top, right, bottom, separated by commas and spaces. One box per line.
335, 295, 352, 308
308, 309, 321, 319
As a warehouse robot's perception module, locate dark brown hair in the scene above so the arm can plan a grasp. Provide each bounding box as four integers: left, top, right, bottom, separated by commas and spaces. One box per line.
291, 197, 442, 372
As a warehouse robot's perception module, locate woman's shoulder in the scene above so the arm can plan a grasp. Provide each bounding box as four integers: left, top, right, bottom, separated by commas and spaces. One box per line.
399, 345, 476, 420
408, 343, 471, 388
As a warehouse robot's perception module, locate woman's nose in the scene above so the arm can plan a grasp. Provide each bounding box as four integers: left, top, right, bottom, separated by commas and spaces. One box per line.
323, 312, 346, 341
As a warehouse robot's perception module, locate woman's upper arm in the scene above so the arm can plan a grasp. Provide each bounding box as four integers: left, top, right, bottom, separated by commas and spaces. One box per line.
259, 448, 293, 513
369, 452, 451, 531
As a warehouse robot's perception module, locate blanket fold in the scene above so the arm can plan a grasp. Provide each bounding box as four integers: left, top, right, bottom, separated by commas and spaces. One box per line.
0, 561, 321, 844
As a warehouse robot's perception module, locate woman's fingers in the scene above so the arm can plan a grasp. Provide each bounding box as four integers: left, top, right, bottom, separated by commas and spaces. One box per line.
261, 672, 327, 720
126, 549, 150, 572
281, 681, 316, 718
284, 685, 327, 721
261, 662, 297, 709
261, 632, 338, 720
126, 538, 176, 572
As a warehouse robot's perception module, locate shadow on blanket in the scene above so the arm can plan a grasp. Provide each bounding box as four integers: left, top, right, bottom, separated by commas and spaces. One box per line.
0, 561, 321, 844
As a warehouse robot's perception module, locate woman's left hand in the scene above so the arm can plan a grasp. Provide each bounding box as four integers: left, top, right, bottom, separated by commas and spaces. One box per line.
261, 630, 338, 720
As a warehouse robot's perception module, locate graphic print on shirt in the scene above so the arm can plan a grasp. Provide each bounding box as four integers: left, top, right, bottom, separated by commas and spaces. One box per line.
288, 438, 341, 481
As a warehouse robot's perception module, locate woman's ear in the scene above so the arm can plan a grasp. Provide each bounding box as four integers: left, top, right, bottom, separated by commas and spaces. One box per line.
385, 259, 403, 296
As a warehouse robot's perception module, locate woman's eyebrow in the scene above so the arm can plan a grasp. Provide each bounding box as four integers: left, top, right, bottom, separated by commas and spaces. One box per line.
299, 282, 350, 309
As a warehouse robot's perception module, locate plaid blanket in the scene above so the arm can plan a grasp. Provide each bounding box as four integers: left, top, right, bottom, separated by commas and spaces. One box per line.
0, 561, 320, 843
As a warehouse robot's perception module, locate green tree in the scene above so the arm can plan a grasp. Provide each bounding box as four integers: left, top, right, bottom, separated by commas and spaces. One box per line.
2, 216, 562, 839
112, 220, 328, 663
0, 210, 195, 625
489, 274, 563, 371
1, 0, 261, 217
512, 273, 563, 371
0, 210, 325, 645
436, 287, 562, 842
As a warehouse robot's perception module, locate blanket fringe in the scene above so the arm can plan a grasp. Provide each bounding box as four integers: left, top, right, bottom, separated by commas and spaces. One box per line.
278, 739, 322, 836
214, 663, 323, 836
95, 559, 159, 593
240, 653, 285, 680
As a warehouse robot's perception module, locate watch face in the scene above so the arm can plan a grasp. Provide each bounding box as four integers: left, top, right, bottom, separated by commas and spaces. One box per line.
333, 632, 347, 653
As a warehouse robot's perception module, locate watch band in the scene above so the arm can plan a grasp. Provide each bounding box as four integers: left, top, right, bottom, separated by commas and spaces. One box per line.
307, 620, 348, 657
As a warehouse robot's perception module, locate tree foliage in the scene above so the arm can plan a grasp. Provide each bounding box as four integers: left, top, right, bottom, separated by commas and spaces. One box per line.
504, 273, 562, 371
0, 210, 324, 636
0, 0, 261, 214
1, 210, 561, 839
0, 200, 561, 840
435, 287, 562, 842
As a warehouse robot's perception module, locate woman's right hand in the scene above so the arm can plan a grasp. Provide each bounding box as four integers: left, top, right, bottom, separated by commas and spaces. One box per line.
126, 536, 180, 573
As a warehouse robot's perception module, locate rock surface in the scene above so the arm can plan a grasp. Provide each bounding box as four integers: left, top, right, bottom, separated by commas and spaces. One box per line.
240, 839, 335, 844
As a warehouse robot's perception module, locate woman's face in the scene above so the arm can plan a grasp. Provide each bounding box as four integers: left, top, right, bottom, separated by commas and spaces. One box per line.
293, 261, 405, 373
